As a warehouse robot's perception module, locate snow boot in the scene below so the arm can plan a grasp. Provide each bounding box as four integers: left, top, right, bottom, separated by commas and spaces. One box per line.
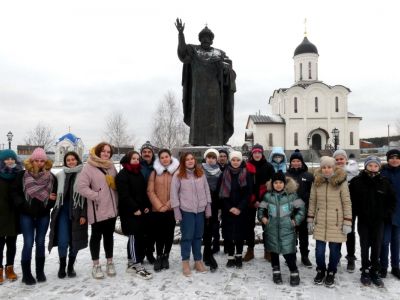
370, 270, 384, 288
161, 254, 170, 270
243, 248, 254, 262
301, 256, 312, 268
290, 270, 300, 286
194, 260, 207, 273
21, 260, 36, 285
5, 265, 18, 281
35, 257, 46, 282
360, 269, 371, 286
235, 255, 243, 269
391, 267, 400, 279
226, 256, 236, 268
154, 255, 163, 272
380, 268, 387, 278
324, 271, 335, 288
314, 268, 325, 285
203, 248, 212, 266
346, 256, 356, 273
58, 257, 67, 279
207, 254, 218, 272
67, 256, 76, 278
272, 267, 283, 284
182, 260, 191, 277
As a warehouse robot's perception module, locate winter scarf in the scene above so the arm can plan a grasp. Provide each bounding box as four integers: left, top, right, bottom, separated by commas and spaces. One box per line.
0, 161, 23, 180
55, 164, 85, 209
153, 157, 180, 176
122, 163, 141, 174
23, 170, 54, 205
202, 162, 222, 191
87, 148, 116, 190
219, 165, 247, 198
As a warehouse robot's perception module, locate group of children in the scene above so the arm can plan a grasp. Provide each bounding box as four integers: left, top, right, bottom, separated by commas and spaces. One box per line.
0, 142, 399, 291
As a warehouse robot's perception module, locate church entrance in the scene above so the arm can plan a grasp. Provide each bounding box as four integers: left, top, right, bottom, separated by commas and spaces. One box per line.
311, 134, 322, 150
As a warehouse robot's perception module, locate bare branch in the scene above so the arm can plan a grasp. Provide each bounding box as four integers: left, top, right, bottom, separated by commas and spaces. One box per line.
104, 111, 134, 154
24, 123, 56, 151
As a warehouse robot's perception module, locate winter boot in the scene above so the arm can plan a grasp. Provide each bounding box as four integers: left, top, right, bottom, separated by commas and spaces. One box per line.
360, 269, 371, 286
324, 271, 335, 288
0, 266, 3, 284
264, 250, 271, 262
211, 240, 220, 254
346, 256, 356, 273
370, 270, 384, 288
194, 260, 208, 273
391, 267, 400, 279
146, 251, 156, 265
301, 256, 312, 268
58, 257, 67, 279
226, 256, 236, 268
380, 268, 387, 278
21, 260, 36, 285
314, 268, 325, 285
5, 265, 18, 281
35, 257, 46, 282
272, 267, 283, 284
203, 248, 212, 266
67, 256, 76, 278
290, 270, 300, 286
243, 248, 254, 262
182, 260, 191, 277
154, 255, 163, 272
161, 254, 170, 270
208, 254, 218, 272
235, 255, 243, 269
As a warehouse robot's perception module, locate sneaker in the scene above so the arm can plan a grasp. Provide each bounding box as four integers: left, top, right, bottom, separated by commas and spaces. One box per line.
290, 270, 300, 286
226, 257, 236, 268
106, 262, 116, 277
272, 267, 283, 285
360, 269, 371, 286
134, 266, 153, 280
391, 267, 400, 279
92, 265, 105, 279
370, 271, 384, 288
380, 268, 387, 278
161, 254, 170, 270
301, 256, 312, 269
314, 269, 325, 285
346, 257, 356, 273
154, 256, 163, 272
324, 272, 335, 288
235, 255, 243, 269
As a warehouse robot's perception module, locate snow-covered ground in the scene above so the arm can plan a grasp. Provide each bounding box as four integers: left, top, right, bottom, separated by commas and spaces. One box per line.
1, 230, 399, 299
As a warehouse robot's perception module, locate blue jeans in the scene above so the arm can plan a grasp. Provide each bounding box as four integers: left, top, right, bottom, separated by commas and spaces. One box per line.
20, 213, 50, 261
380, 223, 400, 270
57, 204, 77, 258
315, 240, 342, 273
180, 211, 204, 261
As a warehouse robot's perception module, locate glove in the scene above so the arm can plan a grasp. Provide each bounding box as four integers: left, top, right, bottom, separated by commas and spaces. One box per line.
307, 222, 314, 235
342, 224, 352, 235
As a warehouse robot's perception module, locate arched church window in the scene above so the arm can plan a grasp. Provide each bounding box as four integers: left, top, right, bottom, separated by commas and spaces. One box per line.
335, 97, 339, 112
308, 62, 312, 79
269, 133, 273, 147
315, 97, 318, 112
300, 63, 303, 80
294, 132, 298, 146
294, 97, 298, 113
350, 132, 354, 145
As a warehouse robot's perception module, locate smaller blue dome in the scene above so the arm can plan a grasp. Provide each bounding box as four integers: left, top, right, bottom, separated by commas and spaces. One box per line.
58, 133, 80, 144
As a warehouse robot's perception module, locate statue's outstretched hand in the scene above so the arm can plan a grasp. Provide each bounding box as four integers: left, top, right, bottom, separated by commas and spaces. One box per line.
175, 18, 185, 33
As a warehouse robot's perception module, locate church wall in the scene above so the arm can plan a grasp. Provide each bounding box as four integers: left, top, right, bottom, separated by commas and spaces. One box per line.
253, 124, 285, 150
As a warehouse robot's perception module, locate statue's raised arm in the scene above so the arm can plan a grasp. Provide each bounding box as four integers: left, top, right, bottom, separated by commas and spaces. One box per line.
175, 18, 189, 61
175, 18, 185, 34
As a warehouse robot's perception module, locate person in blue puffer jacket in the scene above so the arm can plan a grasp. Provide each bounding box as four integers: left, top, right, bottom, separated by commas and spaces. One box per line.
268, 147, 287, 173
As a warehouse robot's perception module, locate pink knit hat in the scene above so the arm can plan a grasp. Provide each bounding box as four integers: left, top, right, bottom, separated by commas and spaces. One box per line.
30, 147, 47, 161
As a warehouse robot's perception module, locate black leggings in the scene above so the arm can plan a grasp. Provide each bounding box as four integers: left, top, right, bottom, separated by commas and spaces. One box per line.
224, 239, 244, 256
0, 236, 17, 266
90, 218, 116, 261
153, 211, 175, 256
271, 252, 298, 272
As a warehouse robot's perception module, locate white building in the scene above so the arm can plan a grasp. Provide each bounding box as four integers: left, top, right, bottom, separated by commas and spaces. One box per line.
245, 35, 362, 160
54, 133, 84, 166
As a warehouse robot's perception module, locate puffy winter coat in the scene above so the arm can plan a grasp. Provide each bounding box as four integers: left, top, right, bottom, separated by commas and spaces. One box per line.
286, 165, 314, 207
307, 167, 352, 243
257, 177, 305, 255
381, 164, 400, 226
0, 177, 19, 236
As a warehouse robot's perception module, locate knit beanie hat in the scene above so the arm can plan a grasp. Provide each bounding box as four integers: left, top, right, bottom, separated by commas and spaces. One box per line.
333, 149, 347, 160
140, 141, 154, 153
229, 151, 243, 162
204, 148, 219, 159
386, 149, 400, 160
0, 149, 18, 162
320, 156, 335, 168
30, 147, 47, 161
364, 156, 381, 169
289, 149, 304, 163
251, 144, 264, 154
271, 171, 286, 185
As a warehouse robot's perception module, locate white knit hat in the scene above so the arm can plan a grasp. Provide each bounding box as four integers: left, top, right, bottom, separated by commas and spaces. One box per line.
203, 148, 219, 159
229, 151, 243, 162
320, 156, 336, 167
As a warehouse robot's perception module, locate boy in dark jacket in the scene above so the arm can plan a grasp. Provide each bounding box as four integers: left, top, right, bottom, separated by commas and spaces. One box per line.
286, 149, 314, 268
350, 156, 396, 287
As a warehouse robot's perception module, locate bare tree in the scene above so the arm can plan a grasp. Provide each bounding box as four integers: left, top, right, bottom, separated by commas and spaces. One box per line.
24, 122, 56, 151
151, 91, 189, 149
105, 111, 133, 155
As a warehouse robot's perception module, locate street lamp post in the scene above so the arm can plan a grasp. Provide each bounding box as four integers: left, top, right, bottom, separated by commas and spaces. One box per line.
331, 128, 339, 150
7, 131, 13, 150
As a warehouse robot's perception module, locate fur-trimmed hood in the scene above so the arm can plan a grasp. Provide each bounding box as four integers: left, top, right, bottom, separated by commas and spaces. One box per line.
313, 166, 347, 187
23, 158, 53, 173
153, 157, 179, 176
266, 176, 298, 194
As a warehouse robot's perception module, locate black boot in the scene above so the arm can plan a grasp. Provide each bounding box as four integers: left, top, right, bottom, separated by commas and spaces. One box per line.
36, 257, 46, 282
272, 267, 283, 284
208, 254, 218, 272
301, 256, 312, 269
58, 257, 67, 279
235, 255, 243, 269
161, 254, 169, 270
380, 268, 387, 278
346, 255, 356, 273
314, 268, 325, 285
154, 255, 163, 272
67, 256, 76, 278
391, 267, 400, 279
21, 260, 36, 285
360, 269, 371, 286
290, 270, 300, 286
146, 252, 156, 265
203, 249, 212, 266
370, 270, 384, 288
226, 257, 235, 268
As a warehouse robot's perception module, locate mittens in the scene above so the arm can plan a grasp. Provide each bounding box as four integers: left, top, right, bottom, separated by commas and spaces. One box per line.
307, 222, 314, 235
342, 224, 352, 235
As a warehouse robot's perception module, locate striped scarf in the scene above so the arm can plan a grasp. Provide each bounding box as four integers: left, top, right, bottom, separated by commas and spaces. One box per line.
23, 170, 54, 205
219, 165, 247, 198
55, 164, 85, 209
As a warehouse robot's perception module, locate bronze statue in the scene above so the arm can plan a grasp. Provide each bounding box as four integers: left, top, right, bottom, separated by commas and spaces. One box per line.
175, 18, 236, 146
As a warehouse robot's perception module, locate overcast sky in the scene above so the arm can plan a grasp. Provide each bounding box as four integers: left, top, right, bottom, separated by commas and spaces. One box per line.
0, 0, 399, 151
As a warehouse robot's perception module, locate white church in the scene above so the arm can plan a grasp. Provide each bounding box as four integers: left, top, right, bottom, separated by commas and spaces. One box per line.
54, 132, 84, 166
245, 34, 362, 160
